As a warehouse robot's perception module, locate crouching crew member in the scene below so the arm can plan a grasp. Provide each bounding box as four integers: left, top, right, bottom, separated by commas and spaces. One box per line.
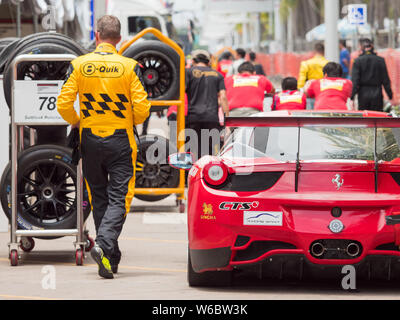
273, 77, 306, 111
57, 15, 151, 279
306, 62, 353, 111
225, 61, 275, 117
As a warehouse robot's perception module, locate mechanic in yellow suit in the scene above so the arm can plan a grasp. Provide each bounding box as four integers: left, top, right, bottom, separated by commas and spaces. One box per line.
57, 15, 151, 279
297, 43, 329, 89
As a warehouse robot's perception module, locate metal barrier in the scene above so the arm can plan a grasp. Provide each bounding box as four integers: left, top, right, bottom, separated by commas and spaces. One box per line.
119, 28, 186, 211
8, 54, 88, 266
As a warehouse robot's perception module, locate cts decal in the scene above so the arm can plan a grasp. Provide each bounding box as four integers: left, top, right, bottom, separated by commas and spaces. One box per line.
219, 201, 259, 210
201, 203, 216, 221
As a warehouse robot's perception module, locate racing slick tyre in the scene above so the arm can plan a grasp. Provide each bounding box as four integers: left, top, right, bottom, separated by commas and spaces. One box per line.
0, 37, 18, 53
0, 37, 19, 74
2, 33, 86, 146
0, 145, 91, 234
134, 134, 179, 202
3, 32, 86, 108
122, 40, 180, 103
188, 249, 233, 287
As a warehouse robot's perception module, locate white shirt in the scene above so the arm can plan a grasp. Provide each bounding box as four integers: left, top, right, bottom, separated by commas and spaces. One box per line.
227, 58, 245, 76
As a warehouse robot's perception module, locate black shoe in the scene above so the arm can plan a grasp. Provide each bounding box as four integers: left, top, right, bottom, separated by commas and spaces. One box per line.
90, 245, 114, 279
111, 264, 118, 274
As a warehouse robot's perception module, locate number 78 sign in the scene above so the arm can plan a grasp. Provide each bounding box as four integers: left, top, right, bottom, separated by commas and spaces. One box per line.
347, 4, 367, 25
13, 80, 79, 124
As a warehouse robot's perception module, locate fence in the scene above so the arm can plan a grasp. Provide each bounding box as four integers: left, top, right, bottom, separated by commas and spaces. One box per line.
256, 49, 400, 105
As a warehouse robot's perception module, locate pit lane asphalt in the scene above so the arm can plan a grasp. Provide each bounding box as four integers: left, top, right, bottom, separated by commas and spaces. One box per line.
1, 115, 400, 300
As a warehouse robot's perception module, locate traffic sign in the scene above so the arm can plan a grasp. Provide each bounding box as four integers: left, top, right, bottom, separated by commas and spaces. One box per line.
347, 4, 367, 25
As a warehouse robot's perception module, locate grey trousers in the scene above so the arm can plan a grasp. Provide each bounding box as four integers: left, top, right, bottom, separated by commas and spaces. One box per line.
81, 128, 134, 265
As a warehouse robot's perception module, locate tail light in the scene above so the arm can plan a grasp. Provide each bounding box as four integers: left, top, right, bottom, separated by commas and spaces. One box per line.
203, 162, 228, 186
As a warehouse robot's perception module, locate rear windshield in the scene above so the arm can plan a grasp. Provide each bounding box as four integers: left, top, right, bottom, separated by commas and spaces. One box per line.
221, 126, 400, 163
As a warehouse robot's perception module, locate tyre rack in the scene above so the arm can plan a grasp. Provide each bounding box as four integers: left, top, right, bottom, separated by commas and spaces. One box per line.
119, 28, 186, 213
8, 54, 89, 266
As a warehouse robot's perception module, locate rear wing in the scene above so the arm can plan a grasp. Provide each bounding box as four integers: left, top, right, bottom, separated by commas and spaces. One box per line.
225, 116, 400, 193
225, 116, 400, 128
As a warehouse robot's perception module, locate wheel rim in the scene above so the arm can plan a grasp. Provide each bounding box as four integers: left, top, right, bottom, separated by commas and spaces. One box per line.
136, 53, 174, 99
17, 160, 77, 224
17, 61, 69, 80
136, 143, 175, 188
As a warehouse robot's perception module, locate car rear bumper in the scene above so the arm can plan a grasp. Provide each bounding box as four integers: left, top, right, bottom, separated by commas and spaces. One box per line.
188, 180, 400, 273
190, 243, 400, 273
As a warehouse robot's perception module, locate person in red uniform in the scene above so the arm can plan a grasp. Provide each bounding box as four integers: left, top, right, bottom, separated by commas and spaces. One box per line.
273, 77, 306, 111
225, 61, 274, 116
306, 62, 353, 110
217, 51, 234, 78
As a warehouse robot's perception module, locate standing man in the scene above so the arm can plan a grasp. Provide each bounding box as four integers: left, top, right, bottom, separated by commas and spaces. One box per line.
249, 51, 266, 76
217, 51, 234, 78
57, 15, 151, 279
225, 61, 274, 116
339, 40, 350, 79
227, 48, 246, 76
297, 43, 328, 89
351, 38, 393, 111
185, 49, 229, 160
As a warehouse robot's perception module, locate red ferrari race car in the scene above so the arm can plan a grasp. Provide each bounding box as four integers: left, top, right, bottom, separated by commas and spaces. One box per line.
169, 110, 400, 286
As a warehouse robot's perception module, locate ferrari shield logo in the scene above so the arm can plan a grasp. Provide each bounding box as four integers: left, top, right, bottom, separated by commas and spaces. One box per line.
332, 174, 344, 190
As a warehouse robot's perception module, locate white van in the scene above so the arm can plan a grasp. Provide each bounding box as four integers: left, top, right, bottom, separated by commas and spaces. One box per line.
106, 0, 178, 44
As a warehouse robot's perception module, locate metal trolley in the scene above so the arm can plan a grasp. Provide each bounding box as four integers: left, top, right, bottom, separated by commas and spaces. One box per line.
119, 28, 187, 212
8, 54, 90, 266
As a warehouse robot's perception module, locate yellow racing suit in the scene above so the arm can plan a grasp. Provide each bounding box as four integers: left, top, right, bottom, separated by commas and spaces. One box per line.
297, 54, 329, 89
57, 42, 151, 265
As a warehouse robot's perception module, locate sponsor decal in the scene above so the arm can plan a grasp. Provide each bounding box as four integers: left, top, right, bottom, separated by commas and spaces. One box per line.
243, 211, 283, 226
320, 79, 345, 91
233, 76, 259, 87
81, 61, 125, 78
219, 201, 259, 211
192, 69, 219, 78
279, 93, 303, 104
328, 219, 344, 233
332, 174, 344, 190
200, 203, 216, 221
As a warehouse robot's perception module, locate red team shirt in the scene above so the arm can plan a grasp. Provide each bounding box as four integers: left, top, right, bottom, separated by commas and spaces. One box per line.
307, 77, 353, 110
273, 90, 307, 110
217, 59, 233, 78
225, 74, 274, 112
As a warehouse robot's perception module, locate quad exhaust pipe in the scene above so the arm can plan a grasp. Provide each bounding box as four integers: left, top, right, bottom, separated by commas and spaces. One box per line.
310, 242, 325, 257
346, 242, 360, 257
310, 241, 361, 258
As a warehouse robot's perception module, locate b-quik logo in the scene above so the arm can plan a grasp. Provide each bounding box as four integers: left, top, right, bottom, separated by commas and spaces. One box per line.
82, 63, 96, 76
81, 62, 124, 78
